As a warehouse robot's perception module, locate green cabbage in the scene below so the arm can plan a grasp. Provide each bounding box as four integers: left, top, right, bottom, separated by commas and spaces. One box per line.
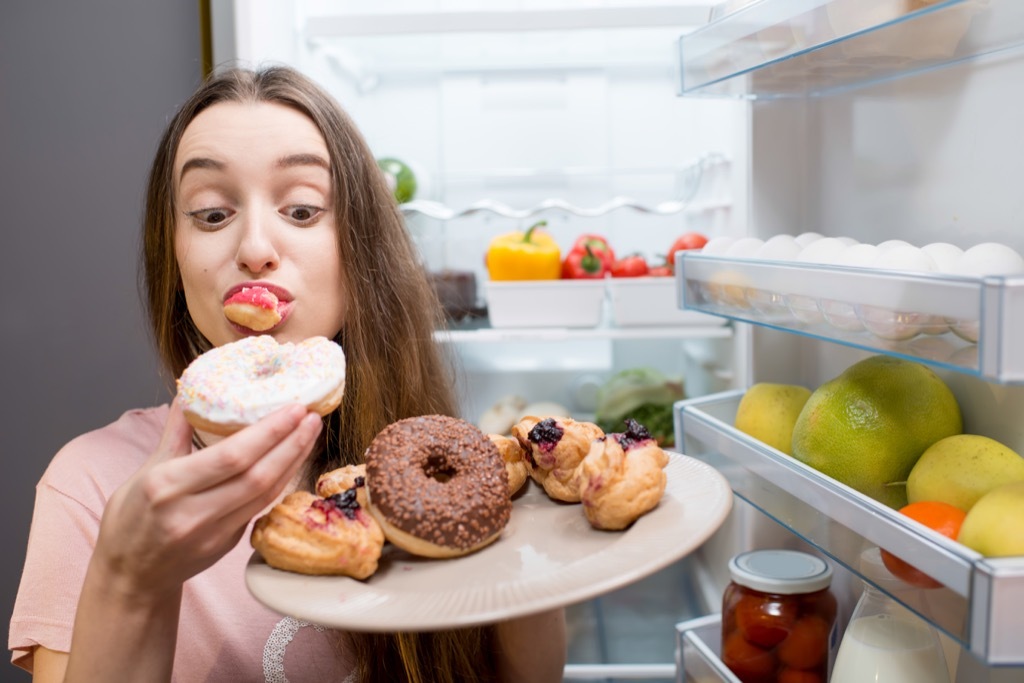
595, 368, 684, 447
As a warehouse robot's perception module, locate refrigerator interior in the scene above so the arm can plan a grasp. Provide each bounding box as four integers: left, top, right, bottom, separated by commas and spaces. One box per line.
213, 1, 749, 678
214, 0, 1024, 679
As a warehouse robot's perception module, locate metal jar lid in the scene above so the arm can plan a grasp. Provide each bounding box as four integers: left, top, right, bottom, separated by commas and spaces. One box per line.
728, 549, 833, 595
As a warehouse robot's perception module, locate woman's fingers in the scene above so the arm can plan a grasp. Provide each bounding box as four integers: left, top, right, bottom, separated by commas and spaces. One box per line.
163, 413, 322, 561
202, 415, 322, 550
155, 404, 309, 496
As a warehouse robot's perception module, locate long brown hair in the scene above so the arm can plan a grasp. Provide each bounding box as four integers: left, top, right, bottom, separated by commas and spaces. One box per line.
141, 65, 498, 682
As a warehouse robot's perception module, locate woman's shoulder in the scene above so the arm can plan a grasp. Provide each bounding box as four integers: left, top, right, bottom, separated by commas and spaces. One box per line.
40, 405, 170, 502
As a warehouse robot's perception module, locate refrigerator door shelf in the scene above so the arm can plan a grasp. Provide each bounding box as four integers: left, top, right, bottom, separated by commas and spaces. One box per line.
679, 0, 1024, 99
678, 253, 1024, 384
675, 390, 1024, 664
675, 614, 741, 683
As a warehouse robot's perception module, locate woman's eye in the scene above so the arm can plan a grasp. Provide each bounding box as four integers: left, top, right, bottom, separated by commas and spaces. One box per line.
185, 208, 233, 229
285, 205, 323, 225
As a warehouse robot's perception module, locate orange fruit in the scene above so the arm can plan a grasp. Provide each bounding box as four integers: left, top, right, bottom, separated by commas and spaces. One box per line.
880, 500, 966, 588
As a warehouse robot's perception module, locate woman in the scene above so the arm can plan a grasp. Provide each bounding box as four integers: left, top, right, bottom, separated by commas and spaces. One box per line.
10, 66, 566, 682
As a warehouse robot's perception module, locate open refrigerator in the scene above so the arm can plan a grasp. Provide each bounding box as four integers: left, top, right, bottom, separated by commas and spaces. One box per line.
215, 1, 1024, 680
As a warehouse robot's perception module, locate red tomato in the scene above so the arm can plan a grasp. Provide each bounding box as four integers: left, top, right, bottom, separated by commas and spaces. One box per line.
722, 631, 776, 683
570, 234, 615, 266
734, 593, 799, 648
610, 254, 649, 277
666, 232, 708, 265
648, 263, 674, 277
778, 668, 823, 683
561, 245, 609, 279
776, 615, 829, 669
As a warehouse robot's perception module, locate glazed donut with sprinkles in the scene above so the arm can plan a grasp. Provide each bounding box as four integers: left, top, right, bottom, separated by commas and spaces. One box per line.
176, 335, 346, 435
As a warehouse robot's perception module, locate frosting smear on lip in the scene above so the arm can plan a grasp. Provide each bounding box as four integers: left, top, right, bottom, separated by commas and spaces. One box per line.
224, 286, 282, 331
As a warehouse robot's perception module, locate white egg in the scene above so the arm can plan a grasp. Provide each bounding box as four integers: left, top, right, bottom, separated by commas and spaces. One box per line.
788, 238, 849, 325
725, 237, 766, 258
794, 231, 824, 247
754, 234, 802, 261
701, 236, 737, 256
921, 242, 964, 273
837, 243, 880, 268
877, 239, 914, 252
796, 237, 849, 264
952, 242, 1024, 276
871, 245, 938, 272
863, 246, 941, 340
747, 236, 800, 318
835, 236, 860, 247
820, 244, 876, 332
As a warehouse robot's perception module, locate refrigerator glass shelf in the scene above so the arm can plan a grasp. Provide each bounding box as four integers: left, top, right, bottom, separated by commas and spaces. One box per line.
676, 390, 1024, 664
678, 253, 1024, 384
678, 0, 1024, 99
435, 323, 733, 344
301, 4, 715, 83
400, 153, 729, 221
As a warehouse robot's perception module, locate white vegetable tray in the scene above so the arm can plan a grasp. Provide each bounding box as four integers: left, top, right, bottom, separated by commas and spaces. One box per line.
678, 253, 1024, 384
675, 390, 1024, 665
484, 276, 729, 329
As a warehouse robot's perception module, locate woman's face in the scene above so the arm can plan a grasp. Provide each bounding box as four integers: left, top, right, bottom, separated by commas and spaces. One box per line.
174, 101, 346, 347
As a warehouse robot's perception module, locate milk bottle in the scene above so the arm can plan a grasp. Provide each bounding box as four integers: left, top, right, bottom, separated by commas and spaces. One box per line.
831, 551, 951, 683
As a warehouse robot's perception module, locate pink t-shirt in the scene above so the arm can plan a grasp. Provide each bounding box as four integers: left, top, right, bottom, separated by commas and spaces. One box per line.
9, 405, 355, 682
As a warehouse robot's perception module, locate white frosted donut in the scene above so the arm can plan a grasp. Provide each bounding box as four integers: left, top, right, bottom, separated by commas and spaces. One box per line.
176, 335, 346, 435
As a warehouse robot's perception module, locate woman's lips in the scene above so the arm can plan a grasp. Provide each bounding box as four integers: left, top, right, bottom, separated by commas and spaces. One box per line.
223, 282, 294, 304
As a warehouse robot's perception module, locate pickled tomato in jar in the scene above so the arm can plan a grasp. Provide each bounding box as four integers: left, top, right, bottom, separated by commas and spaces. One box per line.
721, 550, 837, 683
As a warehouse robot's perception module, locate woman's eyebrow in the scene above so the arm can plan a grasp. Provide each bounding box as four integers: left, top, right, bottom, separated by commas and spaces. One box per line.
277, 153, 330, 170
179, 157, 223, 182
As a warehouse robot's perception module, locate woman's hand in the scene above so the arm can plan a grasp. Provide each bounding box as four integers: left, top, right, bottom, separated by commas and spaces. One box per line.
61, 400, 322, 682
92, 399, 322, 599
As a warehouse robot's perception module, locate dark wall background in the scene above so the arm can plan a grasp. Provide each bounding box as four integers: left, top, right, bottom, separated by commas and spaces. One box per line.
0, 2, 201, 679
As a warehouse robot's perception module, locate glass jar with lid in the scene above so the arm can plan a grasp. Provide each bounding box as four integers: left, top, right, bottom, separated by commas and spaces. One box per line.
721, 549, 837, 683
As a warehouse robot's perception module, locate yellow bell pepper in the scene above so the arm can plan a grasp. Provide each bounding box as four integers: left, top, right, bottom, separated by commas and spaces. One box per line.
486, 220, 562, 281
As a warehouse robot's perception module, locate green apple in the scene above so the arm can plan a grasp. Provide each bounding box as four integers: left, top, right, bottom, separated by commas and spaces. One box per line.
907, 434, 1024, 512
734, 383, 812, 455
377, 157, 417, 203
958, 480, 1024, 557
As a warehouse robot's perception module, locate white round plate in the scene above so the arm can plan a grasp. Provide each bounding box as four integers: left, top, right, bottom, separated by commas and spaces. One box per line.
246, 452, 732, 631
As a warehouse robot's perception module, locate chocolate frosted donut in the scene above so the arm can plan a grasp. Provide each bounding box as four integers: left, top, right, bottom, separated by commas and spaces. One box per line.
365, 415, 511, 559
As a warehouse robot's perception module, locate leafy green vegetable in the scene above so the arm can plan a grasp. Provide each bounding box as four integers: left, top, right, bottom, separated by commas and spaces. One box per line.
595, 368, 684, 447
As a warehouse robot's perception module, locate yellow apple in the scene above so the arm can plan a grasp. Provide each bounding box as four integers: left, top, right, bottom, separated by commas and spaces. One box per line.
734, 383, 812, 455
957, 481, 1024, 557
907, 434, 1024, 512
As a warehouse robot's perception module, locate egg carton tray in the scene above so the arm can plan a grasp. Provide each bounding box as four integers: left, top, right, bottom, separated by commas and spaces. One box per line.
677, 253, 1024, 384
674, 390, 1024, 665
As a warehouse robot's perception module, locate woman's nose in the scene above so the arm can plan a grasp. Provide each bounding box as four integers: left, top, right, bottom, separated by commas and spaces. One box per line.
235, 214, 280, 275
